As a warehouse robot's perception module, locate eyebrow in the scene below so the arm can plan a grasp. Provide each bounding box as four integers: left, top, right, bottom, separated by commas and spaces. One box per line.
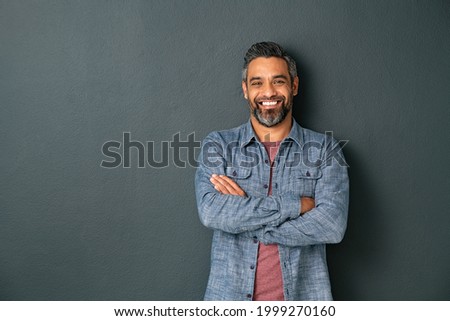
248, 74, 289, 82
273, 74, 289, 80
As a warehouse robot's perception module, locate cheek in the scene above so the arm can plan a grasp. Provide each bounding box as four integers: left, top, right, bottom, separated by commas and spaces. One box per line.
247, 92, 258, 102
281, 89, 294, 100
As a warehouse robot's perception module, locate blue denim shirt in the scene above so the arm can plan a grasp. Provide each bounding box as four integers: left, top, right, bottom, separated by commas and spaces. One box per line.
195, 119, 349, 300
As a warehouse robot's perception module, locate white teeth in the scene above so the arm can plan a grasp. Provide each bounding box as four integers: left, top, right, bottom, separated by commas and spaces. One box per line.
261, 101, 277, 106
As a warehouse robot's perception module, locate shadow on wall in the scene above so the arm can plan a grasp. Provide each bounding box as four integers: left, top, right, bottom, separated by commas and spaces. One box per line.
290, 52, 382, 300
326, 144, 382, 300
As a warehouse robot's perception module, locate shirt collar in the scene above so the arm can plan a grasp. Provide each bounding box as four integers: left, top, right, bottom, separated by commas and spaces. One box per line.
241, 118, 304, 147
241, 120, 257, 147
285, 118, 304, 146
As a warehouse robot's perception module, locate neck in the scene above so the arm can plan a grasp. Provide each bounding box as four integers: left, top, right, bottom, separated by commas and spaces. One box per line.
250, 113, 293, 142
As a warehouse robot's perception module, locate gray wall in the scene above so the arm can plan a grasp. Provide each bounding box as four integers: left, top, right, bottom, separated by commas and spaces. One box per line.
1, 0, 449, 300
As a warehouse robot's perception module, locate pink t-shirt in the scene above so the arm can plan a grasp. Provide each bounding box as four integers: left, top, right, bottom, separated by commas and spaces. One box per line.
253, 141, 285, 301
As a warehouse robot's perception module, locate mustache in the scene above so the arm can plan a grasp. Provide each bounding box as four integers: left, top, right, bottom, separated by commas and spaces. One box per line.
255, 96, 285, 103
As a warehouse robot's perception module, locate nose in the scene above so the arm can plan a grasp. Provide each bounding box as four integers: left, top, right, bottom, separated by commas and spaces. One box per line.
261, 82, 277, 98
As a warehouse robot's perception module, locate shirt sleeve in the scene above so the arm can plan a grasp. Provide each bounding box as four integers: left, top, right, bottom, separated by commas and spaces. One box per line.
253, 137, 349, 246
195, 133, 300, 234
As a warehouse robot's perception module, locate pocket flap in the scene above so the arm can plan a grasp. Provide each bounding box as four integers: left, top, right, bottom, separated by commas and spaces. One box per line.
225, 166, 251, 179
295, 167, 322, 179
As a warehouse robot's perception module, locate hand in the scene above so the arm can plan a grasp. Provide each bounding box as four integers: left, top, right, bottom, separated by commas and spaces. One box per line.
210, 174, 247, 197
300, 197, 315, 215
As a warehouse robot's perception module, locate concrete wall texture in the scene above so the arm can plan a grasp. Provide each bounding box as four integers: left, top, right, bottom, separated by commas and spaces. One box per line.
1, 0, 449, 300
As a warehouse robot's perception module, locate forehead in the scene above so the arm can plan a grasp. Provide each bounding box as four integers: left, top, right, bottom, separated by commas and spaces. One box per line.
247, 57, 289, 77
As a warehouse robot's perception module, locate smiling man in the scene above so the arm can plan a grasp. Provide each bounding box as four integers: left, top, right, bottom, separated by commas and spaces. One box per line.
195, 42, 349, 301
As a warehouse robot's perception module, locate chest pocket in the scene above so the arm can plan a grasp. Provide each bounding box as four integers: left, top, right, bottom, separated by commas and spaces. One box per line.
225, 166, 252, 192
287, 167, 322, 197
225, 166, 251, 179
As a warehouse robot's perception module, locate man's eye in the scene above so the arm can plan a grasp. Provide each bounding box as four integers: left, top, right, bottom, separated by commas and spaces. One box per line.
274, 80, 286, 85
251, 82, 262, 86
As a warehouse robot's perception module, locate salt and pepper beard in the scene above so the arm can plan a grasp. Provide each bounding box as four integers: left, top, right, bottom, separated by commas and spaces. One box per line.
249, 95, 293, 128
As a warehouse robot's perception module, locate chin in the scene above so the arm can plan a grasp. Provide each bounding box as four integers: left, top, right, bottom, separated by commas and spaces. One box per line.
253, 105, 290, 127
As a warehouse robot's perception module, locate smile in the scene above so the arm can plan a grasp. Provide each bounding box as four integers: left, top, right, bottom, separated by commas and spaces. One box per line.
261, 101, 278, 106
258, 100, 282, 109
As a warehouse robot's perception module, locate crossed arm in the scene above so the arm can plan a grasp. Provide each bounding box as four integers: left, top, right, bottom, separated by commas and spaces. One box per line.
206, 169, 348, 247
210, 174, 315, 215
195, 135, 349, 246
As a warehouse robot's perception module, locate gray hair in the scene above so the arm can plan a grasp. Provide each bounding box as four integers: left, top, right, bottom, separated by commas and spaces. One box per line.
242, 42, 297, 82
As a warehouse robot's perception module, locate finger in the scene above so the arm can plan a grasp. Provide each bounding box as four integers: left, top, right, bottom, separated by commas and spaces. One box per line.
218, 175, 247, 197
300, 197, 315, 214
210, 174, 247, 197
219, 175, 243, 191
210, 176, 229, 194
213, 184, 224, 194
210, 175, 234, 195
213, 176, 240, 195
306, 197, 316, 207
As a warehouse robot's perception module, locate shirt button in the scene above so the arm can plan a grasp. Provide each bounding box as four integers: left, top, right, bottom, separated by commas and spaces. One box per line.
232, 170, 237, 176
264, 159, 269, 164
274, 183, 278, 189
246, 294, 252, 299
263, 184, 268, 189
250, 265, 255, 270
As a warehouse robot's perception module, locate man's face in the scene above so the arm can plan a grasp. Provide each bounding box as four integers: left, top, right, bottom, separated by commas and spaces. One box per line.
242, 57, 299, 127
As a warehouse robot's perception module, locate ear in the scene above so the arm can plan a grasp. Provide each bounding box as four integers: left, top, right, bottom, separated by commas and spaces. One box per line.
242, 81, 248, 99
292, 76, 299, 96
